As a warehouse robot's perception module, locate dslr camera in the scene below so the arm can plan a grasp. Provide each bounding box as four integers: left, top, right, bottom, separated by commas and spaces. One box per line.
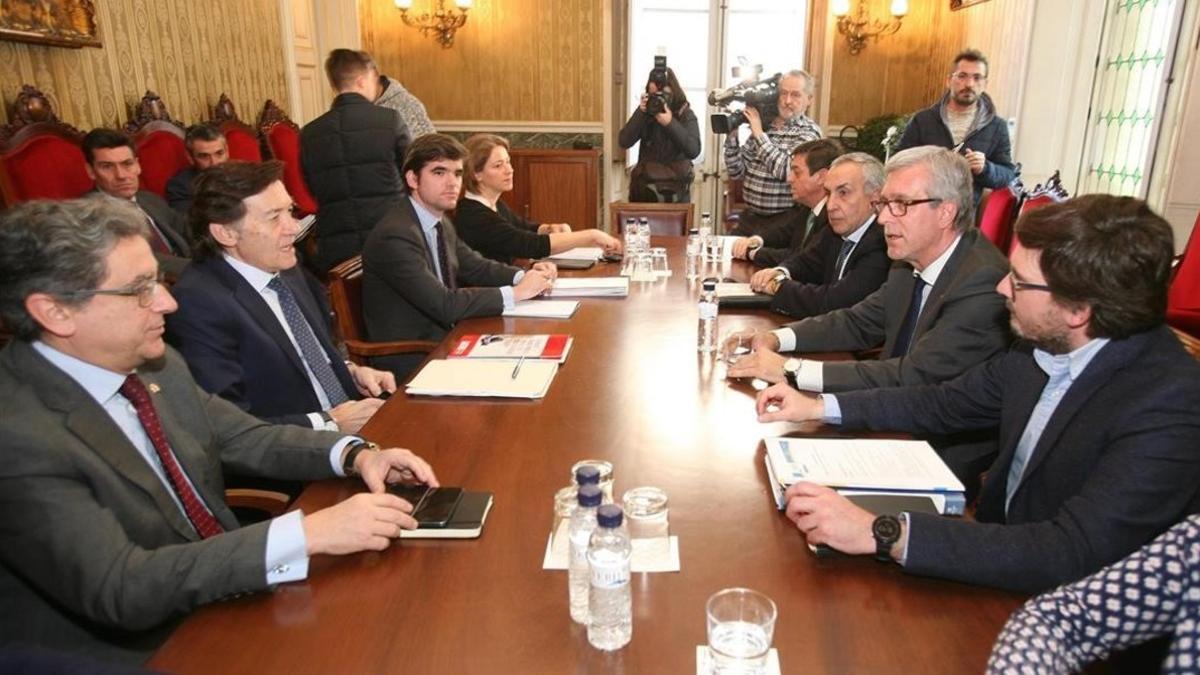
646, 55, 670, 116
707, 72, 782, 135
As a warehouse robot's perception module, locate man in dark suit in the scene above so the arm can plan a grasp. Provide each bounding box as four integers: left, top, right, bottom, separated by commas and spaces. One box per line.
755, 195, 1200, 593
0, 198, 438, 663
741, 152, 889, 319
168, 161, 392, 434
165, 123, 229, 214
301, 48, 411, 271
729, 146, 1010, 392
362, 133, 555, 377
729, 138, 842, 264
82, 128, 192, 278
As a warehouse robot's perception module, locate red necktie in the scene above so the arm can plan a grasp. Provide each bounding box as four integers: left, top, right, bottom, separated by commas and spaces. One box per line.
119, 375, 224, 538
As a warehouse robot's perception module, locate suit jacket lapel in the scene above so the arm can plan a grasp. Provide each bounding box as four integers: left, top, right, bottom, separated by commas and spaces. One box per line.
11, 343, 199, 540
209, 258, 312, 381
912, 230, 975, 339
976, 350, 1046, 518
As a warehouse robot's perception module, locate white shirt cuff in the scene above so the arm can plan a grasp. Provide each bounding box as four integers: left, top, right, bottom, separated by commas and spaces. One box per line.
306, 412, 325, 430
774, 266, 791, 280
794, 358, 824, 392
772, 328, 796, 352
265, 510, 309, 585
499, 286, 516, 309
898, 512, 911, 566
819, 394, 842, 424
329, 436, 363, 477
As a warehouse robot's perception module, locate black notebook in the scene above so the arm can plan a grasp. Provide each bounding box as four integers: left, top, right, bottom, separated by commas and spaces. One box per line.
809, 493, 940, 558
400, 491, 494, 539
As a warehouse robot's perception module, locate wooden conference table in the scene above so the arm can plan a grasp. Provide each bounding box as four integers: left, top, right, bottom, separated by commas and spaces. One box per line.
151, 238, 1024, 673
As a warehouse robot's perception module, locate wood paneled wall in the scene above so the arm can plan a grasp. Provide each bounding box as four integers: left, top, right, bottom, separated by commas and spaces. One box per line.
0, 0, 287, 130
827, 0, 1032, 127
359, 0, 603, 123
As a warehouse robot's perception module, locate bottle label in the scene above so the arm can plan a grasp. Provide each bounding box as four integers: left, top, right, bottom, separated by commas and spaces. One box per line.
590, 560, 630, 589
698, 302, 718, 320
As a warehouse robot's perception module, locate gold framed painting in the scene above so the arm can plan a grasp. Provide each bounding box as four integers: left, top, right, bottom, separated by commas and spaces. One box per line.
950, 0, 992, 9
0, 0, 101, 48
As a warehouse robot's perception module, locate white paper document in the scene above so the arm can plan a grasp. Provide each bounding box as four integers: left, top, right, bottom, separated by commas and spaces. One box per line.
546, 277, 629, 298
546, 247, 603, 262
764, 438, 965, 493
714, 282, 761, 299
502, 300, 580, 318
542, 528, 680, 573
405, 359, 558, 398
696, 646, 781, 675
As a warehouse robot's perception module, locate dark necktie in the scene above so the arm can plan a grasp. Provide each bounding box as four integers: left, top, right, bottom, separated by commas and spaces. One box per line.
267, 276, 350, 406
891, 274, 929, 358
834, 239, 855, 280
137, 205, 177, 255
434, 222, 455, 290
119, 375, 224, 539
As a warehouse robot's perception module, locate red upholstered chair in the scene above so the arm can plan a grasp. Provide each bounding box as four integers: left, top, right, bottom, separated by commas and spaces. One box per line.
1010, 171, 1069, 252
258, 100, 317, 216
0, 85, 91, 207
976, 184, 1021, 252
1167, 211, 1200, 338
125, 91, 189, 198
210, 94, 263, 162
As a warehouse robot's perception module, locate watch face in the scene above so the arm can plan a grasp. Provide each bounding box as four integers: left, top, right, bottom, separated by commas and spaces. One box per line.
872, 515, 901, 541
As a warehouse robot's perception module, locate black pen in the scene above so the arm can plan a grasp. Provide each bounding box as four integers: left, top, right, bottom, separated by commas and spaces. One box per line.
511, 355, 525, 380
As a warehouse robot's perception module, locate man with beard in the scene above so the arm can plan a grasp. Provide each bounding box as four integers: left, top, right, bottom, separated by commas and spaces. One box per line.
896, 49, 1016, 204
753, 194, 1200, 594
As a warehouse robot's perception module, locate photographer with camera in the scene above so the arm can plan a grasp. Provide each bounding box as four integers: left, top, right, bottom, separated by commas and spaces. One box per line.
721, 69, 822, 242
619, 57, 702, 203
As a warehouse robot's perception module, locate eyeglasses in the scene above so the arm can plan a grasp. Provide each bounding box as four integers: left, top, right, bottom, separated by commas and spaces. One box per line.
951, 72, 987, 84
1004, 272, 1052, 293
870, 198, 942, 217
61, 272, 166, 308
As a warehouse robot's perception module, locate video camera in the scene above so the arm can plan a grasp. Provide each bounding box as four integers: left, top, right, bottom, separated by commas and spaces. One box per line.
707, 72, 782, 135
646, 55, 671, 116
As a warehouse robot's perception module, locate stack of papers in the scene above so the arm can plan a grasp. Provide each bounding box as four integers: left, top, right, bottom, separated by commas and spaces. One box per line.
545, 277, 629, 298
448, 334, 573, 363
763, 437, 965, 514
502, 300, 580, 318
406, 359, 559, 398
546, 247, 603, 262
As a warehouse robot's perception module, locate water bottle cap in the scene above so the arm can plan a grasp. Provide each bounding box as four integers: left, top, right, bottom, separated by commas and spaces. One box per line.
577, 484, 603, 507
596, 504, 624, 527
701, 278, 717, 291
701, 211, 712, 217
689, 228, 699, 235
575, 465, 601, 485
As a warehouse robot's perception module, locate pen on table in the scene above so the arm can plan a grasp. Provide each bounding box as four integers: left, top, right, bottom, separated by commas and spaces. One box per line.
511, 355, 525, 380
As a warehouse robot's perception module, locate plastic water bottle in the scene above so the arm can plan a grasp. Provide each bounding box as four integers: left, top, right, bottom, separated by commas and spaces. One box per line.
587, 505, 632, 651
568, 484, 604, 624
621, 218, 638, 275
637, 217, 652, 253
698, 278, 719, 353
685, 227, 700, 280
700, 211, 716, 261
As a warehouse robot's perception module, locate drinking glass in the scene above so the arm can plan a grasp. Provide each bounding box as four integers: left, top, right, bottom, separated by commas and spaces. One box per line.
706, 588, 777, 674
650, 247, 670, 278
720, 330, 753, 365
621, 486, 669, 540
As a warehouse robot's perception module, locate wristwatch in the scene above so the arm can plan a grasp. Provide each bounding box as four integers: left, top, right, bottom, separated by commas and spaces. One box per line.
783, 358, 802, 388
342, 440, 381, 477
872, 514, 902, 562
317, 411, 340, 432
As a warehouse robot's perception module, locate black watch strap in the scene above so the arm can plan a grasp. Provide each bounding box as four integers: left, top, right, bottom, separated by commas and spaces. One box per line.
872, 514, 902, 562
342, 441, 379, 476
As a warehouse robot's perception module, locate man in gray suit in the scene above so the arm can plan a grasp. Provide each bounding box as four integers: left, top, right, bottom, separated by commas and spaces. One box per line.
82, 128, 193, 279
728, 145, 1010, 392
0, 199, 439, 664
363, 133, 555, 377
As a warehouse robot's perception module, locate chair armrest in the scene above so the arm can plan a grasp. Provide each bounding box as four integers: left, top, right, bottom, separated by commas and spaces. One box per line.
225, 488, 292, 518
345, 339, 440, 359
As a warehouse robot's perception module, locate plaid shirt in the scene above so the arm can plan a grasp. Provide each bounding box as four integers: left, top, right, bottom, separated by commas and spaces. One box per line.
724, 114, 822, 216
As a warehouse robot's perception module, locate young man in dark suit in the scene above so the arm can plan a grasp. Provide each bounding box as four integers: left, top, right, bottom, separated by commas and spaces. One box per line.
168, 160, 392, 434
0, 198, 437, 663
755, 194, 1200, 593
362, 133, 555, 377
165, 123, 229, 214
82, 128, 192, 278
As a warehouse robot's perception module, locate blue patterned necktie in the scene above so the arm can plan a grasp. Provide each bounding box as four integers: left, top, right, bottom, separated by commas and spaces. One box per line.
834, 238, 855, 280
267, 276, 349, 406
890, 274, 928, 358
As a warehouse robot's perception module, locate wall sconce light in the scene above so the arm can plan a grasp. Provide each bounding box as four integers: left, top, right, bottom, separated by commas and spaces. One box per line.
394, 0, 472, 49
832, 0, 907, 55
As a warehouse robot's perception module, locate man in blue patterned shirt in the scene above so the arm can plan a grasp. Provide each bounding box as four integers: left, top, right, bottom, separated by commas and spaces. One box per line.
723, 69, 823, 239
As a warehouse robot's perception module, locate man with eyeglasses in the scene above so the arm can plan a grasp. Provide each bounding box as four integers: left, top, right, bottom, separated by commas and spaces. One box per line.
0, 198, 439, 663
729, 146, 1009, 394
895, 48, 1016, 204
167, 160, 394, 438
724, 69, 823, 243
752, 194, 1200, 594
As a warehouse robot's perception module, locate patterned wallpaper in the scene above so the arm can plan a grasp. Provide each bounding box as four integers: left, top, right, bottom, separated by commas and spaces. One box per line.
360, 0, 603, 123
0, 0, 288, 130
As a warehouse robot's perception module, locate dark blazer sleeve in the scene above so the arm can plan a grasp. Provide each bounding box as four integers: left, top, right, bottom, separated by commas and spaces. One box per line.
753, 208, 820, 268
618, 109, 650, 149
770, 225, 890, 319
974, 119, 1017, 190
663, 107, 702, 160
454, 200, 550, 263
165, 168, 194, 215
446, 219, 525, 288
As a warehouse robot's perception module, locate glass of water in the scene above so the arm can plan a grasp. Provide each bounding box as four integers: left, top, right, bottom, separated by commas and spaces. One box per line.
720, 330, 753, 365
621, 486, 669, 540
706, 588, 777, 674
650, 247, 670, 278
